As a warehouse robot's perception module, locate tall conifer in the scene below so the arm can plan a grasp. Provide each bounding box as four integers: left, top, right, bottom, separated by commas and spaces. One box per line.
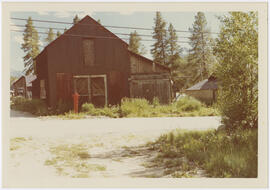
45, 28, 55, 44
151, 12, 168, 66
188, 12, 213, 83
166, 23, 182, 95
73, 15, 80, 24
21, 17, 40, 74
129, 31, 146, 55
56, 31, 61, 37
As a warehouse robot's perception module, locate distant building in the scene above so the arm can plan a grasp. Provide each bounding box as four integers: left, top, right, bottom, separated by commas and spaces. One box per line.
11, 75, 36, 98
185, 75, 218, 104
32, 15, 172, 108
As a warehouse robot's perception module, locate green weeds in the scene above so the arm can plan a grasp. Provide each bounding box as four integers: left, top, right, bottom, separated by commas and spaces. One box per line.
11, 96, 219, 118
149, 129, 258, 178
44, 143, 106, 177
80, 97, 219, 118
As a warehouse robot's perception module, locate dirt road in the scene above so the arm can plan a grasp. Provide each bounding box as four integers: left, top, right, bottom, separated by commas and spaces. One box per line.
8, 113, 221, 179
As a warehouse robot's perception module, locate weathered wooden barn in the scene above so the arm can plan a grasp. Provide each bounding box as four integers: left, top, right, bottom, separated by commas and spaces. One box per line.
185, 75, 218, 104
32, 15, 172, 108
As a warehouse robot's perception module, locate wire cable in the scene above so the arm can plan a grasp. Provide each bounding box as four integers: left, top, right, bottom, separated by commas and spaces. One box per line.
11, 29, 190, 43
11, 24, 191, 39
11, 17, 219, 35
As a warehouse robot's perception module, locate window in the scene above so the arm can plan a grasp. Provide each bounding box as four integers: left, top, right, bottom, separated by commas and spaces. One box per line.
83, 39, 95, 66
40, 79, 46, 99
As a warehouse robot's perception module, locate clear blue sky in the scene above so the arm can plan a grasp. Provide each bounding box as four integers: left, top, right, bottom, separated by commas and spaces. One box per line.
10, 11, 225, 72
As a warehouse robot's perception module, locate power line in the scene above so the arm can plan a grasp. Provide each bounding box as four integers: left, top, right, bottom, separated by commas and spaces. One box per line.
11, 29, 190, 43
11, 24, 191, 39
11, 17, 219, 35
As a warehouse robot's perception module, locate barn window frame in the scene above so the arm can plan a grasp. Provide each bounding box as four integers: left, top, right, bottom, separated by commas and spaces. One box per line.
82, 38, 96, 66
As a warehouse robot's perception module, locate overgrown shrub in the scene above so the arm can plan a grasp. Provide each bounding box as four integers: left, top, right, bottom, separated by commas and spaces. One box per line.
120, 98, 152, 117
176, 96, 203, 112
11, 96, 219, 118
152, 129, 258, 178
78, 97, 218, 118
81, 103, 119, 118
55, 99, 73, 114
81, 103, 95, 112
11, 96, 48, 116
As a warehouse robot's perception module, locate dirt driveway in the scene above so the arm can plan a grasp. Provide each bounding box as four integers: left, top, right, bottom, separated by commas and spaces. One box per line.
8, 113, 221, 179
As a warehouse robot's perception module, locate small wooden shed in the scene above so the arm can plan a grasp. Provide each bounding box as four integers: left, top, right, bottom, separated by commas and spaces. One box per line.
32, 15, 172, 108
185, 75, 218, 104
11, 75, 36, 98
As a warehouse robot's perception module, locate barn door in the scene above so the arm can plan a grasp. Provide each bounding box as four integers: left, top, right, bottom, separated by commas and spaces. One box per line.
73, 77, 90, 108
73, 75, 107, 108
91, 77, 106, 107
56, 73, 72, 102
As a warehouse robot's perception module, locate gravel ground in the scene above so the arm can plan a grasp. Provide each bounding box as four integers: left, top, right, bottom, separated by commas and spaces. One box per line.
8, 110, 221, 179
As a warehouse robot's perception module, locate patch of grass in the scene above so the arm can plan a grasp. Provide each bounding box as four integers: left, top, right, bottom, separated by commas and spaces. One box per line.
10, 137, 30, 151
44, 159, 57, 166
79, 97, 218, 119
120, 98, 152, 117
58, 111, 87, 119
12, 95, 218, 119
44, 143, 106, 177
176, 96, 203, 112
81, 103, 119, 118
149, 128, 258, 178
171, 171, 193, 178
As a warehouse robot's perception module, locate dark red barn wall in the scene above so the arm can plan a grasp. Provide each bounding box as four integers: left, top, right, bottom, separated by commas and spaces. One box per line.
45, 16, 130, 107
35, 50, 50, 105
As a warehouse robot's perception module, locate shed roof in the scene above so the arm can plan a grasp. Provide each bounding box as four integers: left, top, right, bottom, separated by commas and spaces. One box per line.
128, 50, 170, 72
186, 76, 218, 91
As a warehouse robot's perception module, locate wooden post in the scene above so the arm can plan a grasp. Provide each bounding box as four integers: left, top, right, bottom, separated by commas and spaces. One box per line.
88, 77, 91, 102
104, 75, 108, 107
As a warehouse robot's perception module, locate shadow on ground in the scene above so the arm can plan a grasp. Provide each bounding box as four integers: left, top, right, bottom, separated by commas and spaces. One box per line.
89, 144, 206, 178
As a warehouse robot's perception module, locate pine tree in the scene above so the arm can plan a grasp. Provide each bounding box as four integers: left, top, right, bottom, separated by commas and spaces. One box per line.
188, 12, 214, 84
45, 28, 55, 44
73, 15, 80, 24
21, 17, 40, 74
56, 31, 61, 37
167, 23, 181, 70
166, 23, 182, 95
151, 12, 168, 66
128, 31, 146, 55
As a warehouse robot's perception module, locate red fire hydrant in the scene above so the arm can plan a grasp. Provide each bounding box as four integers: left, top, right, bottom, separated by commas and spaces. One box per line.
73, 92, 79, 113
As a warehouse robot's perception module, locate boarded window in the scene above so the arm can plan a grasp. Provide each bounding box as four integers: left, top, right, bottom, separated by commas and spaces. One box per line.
83, 39, 95, 66
40, 79, 46, 99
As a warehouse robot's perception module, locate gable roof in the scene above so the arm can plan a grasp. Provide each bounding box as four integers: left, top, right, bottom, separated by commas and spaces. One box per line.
11, 75, 25, 87
128, 50, 170, 72
11, 74, 37, 87
35, 15, 128, 60
186, 76, 218, 91
81, 15, 128, 47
